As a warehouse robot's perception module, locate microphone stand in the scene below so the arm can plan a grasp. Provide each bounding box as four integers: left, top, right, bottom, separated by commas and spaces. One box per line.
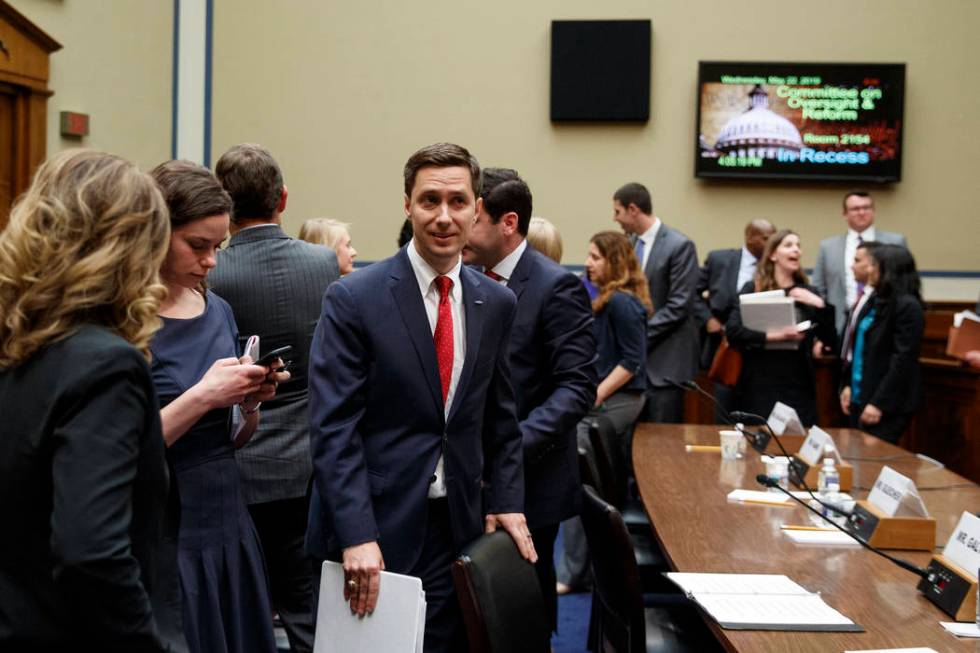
671, 378, 850, 519
756, 474, 928, 579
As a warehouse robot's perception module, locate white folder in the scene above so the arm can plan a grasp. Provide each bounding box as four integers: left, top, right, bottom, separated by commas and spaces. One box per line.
314, 560, 426, 653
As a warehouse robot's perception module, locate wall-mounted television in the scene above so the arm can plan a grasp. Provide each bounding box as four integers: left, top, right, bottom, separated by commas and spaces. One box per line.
695, 61, 906, 183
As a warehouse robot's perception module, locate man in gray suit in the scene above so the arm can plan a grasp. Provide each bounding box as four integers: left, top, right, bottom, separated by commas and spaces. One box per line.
811, 190, 907, 338
209, 144, 339, 653
613, 182, 700, 423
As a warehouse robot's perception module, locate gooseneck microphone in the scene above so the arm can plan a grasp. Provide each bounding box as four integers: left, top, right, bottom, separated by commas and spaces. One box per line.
756, 474, 928, 579
666, 378, 849, 519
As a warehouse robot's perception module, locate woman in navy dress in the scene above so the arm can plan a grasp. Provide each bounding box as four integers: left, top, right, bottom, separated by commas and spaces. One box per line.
149, 160, 288, 653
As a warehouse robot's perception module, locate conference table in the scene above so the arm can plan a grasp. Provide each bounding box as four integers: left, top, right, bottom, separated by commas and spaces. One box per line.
633, 424, 980, 652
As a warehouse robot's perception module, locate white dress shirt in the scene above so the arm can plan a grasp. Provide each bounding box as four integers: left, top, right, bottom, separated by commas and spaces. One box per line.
486, 239, 527, 287
844, 225, 876, 308
735, 245, 759, 291
407, 240, 466, 499
634, 218, 662, 272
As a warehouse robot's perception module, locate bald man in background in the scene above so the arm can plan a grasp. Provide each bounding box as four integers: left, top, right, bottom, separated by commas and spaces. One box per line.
696, 219, 775, 420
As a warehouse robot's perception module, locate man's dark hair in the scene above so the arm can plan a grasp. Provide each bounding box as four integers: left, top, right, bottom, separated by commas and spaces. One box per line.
214, 143, 284, 223
151, 159, 232, 228
842, 189, 873, 210
613, 182, 652, 215
397, 218, 413, 248
403, 142, 481, 198
481, 167, 533, 236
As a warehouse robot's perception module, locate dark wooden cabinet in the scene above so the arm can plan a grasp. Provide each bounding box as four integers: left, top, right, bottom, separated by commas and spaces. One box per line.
0, 1, 60, 228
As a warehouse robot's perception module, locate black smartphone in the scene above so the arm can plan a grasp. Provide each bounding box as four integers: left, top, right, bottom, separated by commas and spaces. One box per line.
255, 345, 292, 368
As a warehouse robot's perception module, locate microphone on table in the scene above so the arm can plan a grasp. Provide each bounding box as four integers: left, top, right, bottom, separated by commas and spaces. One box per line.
755, 474, 929, 580
663, 378, 769, 452
667, 378, 848, 519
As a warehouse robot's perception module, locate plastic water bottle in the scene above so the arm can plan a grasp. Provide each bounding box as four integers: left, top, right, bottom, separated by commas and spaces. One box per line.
817, 457, 839, 495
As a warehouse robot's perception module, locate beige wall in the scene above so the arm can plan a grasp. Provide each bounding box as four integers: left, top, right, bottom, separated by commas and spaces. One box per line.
211, 0, 980, 287
16, 0, 173, 170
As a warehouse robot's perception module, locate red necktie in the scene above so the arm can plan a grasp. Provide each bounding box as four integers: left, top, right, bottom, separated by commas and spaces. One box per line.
485, 269, 503, 282
433, 276, 454, 404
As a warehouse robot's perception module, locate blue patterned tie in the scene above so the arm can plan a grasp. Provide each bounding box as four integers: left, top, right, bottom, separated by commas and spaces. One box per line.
634, 237, 646, 269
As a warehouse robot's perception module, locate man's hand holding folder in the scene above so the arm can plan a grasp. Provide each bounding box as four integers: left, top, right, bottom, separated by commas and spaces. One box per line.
343, 542, 385, 616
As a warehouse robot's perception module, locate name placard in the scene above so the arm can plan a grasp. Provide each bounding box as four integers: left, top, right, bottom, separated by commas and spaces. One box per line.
943, 512, 980, 580
796, 426, 839, 467
767, 401, 806, 436
867, 466, 929, 518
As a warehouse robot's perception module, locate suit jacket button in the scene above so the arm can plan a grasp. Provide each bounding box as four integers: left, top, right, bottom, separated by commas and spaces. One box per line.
430, 475, 437, 483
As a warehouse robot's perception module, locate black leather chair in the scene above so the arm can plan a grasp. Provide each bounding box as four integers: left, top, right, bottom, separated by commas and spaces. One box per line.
586, 414, 650, 532
451, 531, 550, 653
580, 485, 722, 653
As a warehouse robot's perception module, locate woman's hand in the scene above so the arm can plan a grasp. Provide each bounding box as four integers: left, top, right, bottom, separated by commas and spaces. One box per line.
194, 357, 268, 410
766, 325, 804, 343
839, 386, 851, 416
859, 403, 882, 426
788, 287, 826, 308
245, 360, 291, 408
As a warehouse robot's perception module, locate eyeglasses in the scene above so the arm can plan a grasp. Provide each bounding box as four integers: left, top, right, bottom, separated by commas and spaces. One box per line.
845, 204, 874, 213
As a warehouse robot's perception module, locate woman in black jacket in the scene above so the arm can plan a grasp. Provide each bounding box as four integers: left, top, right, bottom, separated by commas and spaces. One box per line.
0, 150, 186, 652
726, 229, 836, 427
839, 244, 925, 443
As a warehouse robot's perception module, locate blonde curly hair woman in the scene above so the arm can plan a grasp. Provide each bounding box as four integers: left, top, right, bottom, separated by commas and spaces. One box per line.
0, 149, 187, 650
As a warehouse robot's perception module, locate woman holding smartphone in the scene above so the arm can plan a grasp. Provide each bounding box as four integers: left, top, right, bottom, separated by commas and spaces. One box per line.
839, 244, 925, 443
726, 229, 836, 427
150, 160, 288, 653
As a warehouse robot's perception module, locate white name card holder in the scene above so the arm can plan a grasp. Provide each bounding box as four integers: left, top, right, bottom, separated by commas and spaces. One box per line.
767, 402, 807, 436
918, 511, 980, 621
789, 426, 853, 491
845, 466, 936, 551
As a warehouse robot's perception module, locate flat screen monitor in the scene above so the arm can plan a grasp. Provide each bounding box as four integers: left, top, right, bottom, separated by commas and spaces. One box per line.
695, 61, 906, 182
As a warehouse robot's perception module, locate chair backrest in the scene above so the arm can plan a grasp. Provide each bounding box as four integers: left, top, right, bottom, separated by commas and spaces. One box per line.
588, 414, 629, 509
578, 443, 603, 497
451, 530, 550, 653
579, 484, 647, 653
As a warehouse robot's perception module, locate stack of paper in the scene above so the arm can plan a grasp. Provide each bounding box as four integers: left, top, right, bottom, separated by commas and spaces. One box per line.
314, 561, 426, 653
665, 572, 862, 631
946, 310, 980, 360
782, 528, 861, 547
739, 290, 802, 350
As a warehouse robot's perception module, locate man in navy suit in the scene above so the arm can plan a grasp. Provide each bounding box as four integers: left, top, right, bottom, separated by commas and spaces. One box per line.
307, 143, 535, 652
695, 219, 774, 419
462, 168, 597, 629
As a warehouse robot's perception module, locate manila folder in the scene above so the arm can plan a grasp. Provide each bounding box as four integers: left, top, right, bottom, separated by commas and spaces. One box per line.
314, 560, 426, 653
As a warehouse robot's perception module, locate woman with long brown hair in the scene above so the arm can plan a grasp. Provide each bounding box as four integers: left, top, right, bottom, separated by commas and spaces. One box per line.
149, 160, 287, 653
725, 229, 836, 426
557, 230, 650, 595
0, 150, 186, 650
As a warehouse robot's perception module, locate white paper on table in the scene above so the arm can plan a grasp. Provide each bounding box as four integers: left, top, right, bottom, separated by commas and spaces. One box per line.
314, 561, 426, 653
844, 648, 940, 652
727, 489, 790, 505
940, 621, 980, 638
665, 573, 808, 595
782, 529, 861, 547
693, 592, 854, 627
